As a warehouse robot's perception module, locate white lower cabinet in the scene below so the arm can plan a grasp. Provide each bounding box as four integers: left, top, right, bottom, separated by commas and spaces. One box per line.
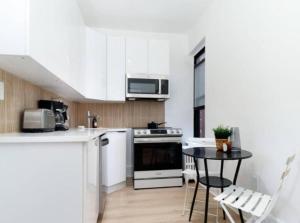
102, 131, 127, 193
84, 137, 100, 223
0, 138, 100, 223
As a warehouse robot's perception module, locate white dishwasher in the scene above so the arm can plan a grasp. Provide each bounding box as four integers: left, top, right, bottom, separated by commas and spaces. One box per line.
102, 131, 127, 193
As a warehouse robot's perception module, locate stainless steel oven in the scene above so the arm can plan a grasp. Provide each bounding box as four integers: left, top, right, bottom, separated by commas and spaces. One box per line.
133, 128, 183, 189
126, 74, 170, 100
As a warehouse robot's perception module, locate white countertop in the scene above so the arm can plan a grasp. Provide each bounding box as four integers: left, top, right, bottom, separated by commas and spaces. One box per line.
0, 128, 128, 143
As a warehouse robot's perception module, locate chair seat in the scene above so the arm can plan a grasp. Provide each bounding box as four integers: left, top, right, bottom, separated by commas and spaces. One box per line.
214, 185, 272, 217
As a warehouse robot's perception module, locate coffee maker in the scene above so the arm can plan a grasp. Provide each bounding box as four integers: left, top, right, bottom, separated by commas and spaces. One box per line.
38, 100, 69, 131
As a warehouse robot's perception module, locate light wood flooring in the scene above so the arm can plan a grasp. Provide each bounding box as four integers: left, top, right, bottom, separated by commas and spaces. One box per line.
101, 185, 239, 223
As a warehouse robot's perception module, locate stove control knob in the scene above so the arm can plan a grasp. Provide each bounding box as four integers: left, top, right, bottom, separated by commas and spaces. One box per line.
136, 131, 141, 135
143, 130, 147, 134
176, 130, 180, 134
171, 130, 175, 134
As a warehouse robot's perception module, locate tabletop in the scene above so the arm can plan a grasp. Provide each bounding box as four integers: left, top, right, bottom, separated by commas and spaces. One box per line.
182, 147, 252, 160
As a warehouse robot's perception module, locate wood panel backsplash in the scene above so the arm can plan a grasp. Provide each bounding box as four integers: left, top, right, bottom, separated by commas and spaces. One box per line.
76, 101, 165, 128
0, 69, 165, 133
0, 69, 77, 133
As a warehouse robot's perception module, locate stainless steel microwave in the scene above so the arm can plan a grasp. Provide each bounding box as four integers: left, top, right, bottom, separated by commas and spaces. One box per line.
126, 74, 170, 101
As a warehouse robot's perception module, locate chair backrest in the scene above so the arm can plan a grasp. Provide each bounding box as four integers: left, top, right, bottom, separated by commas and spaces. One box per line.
256, 154, 296, 223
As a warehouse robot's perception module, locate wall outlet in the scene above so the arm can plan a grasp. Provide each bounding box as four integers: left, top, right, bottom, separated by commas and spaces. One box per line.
0, 81, 4, 101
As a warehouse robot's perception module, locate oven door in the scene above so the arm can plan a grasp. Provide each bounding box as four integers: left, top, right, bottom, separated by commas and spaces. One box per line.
127, 77, 159, 98
134, 138, 182, 171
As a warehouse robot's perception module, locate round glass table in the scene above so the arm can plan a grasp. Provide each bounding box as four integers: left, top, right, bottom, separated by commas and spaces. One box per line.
183, 147, 252, 223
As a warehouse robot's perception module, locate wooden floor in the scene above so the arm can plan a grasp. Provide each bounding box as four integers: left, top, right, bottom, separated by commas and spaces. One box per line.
101, 185, 239, 223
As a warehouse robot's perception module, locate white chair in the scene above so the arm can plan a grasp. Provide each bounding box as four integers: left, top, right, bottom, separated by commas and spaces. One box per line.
182, 137, 220, 216
214, 154, 296, 223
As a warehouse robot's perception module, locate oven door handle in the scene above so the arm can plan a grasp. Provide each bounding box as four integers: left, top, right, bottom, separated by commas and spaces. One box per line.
134, 137, 182, 144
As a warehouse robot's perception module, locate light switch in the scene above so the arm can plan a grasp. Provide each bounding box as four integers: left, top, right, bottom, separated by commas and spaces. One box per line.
0, 81, 4, 100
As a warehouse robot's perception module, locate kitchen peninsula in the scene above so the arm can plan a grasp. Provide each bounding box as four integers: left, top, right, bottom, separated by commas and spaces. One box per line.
0, 128, 123, 223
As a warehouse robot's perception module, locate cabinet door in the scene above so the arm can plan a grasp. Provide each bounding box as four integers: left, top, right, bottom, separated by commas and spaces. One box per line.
0, 0, 27, 55
29, 0, 71, 83
107, 36, 126, 101
85, 138, 100, 223
85, 28, 107, 100
148, 39, 170, 75
103, 132, 126, 187
126, 38, 148, 74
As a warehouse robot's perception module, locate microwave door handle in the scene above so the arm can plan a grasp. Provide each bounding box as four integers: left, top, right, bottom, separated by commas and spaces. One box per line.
159, 79, 161, 94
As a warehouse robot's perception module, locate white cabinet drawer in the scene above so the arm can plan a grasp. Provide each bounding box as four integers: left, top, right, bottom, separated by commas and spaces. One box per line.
134, 178, 182, 189
134, 169, 182, 179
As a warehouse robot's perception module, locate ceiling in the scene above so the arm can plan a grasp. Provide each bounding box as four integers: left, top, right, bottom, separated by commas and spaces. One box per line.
77, 0, 210, 33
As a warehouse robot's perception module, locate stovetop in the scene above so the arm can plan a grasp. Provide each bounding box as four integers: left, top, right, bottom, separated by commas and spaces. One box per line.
133, 127, 183, 137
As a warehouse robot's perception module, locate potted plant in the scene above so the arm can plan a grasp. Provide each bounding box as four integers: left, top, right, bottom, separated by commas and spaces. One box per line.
213, 125, 232, 152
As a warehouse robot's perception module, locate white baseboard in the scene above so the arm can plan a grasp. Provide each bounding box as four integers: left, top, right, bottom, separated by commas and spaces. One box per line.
126, 165, 133, 177
103, 181, 126, 194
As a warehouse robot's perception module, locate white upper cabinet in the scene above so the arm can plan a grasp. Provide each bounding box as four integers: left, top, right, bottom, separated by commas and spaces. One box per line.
0, 1, 170, 101
148, 39, 170, 75
0, 0, 86, 99
126, 38, 148, 74
85, 31, 125, 101
107, 36, 126, 101
0, 0, 27, 55
85, 28, 107, 100
126, 38, 170, 76
29, 0, 86, 91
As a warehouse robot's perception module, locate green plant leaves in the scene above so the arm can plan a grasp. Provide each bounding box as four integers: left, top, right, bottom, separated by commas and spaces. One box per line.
213, 125, 232, 139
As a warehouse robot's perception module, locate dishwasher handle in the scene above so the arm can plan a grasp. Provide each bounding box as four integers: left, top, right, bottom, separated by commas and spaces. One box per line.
101, 138, 109, 146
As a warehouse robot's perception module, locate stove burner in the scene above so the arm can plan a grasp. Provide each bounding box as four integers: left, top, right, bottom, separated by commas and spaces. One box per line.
133, 127, 183, 137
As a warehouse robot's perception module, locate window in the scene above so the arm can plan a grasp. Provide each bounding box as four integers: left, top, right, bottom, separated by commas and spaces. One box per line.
194, 47, 205, 137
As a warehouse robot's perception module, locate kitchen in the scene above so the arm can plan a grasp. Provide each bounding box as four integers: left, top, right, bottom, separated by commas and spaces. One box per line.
0, 1, 192, 223
1, 1, 300, 223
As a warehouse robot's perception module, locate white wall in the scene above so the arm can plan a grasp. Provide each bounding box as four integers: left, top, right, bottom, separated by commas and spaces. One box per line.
165, 35, 194, 140
188, 0, 300, 222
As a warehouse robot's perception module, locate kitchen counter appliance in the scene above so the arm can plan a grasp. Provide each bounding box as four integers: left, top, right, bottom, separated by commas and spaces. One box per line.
38, 100, 69, 131
133, 127, 183, 189
22, 109, 55, 132
126, 74, 170, 101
